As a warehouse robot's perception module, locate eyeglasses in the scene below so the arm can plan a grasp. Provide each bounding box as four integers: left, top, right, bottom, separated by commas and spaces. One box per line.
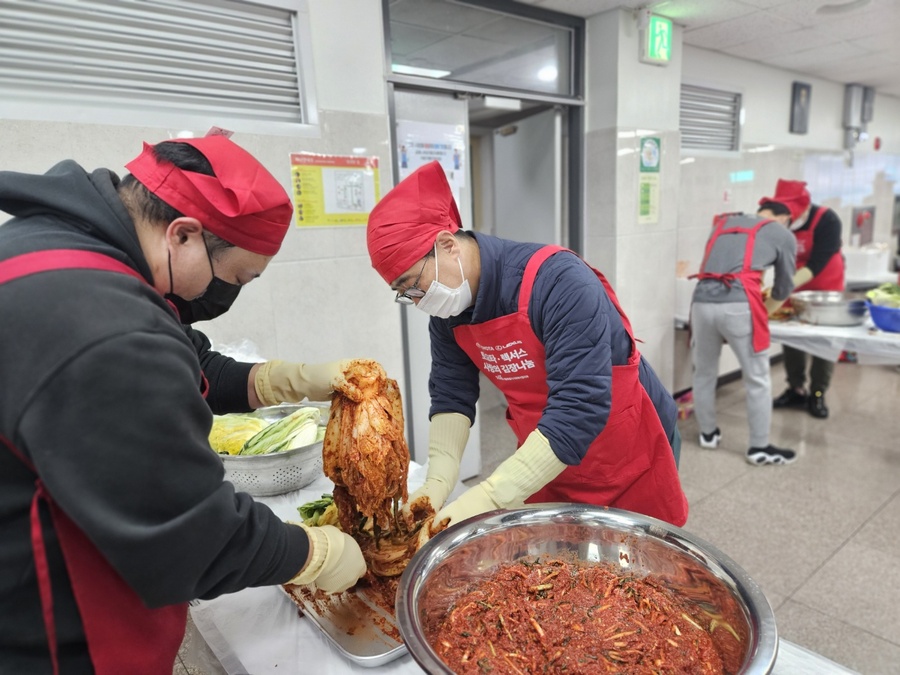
394, 257, 430, 304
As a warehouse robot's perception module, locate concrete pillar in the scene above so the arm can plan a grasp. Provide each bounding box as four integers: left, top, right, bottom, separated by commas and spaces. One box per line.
582, 8, 684, 390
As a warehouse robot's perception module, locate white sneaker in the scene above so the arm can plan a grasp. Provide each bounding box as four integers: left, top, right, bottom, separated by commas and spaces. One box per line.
699, 428, 721, 449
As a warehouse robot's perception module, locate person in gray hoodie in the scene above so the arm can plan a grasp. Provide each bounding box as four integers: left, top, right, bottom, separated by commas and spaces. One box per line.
690, 202, 798, 466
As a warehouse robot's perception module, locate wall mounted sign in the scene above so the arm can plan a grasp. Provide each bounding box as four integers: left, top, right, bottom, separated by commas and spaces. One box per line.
790, 82, 811, 135
638, 136, 661, 224
396, 119, 466, 207
289, 153, 380, 227
639, 14, 672, 66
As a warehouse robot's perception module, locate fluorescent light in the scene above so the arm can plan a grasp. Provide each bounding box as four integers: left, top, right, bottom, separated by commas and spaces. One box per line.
392, 64, 451, 78
537, 65, 558, 82
617, 148, 636, 156
747, 145, 775, 153
680, 157, 695, 165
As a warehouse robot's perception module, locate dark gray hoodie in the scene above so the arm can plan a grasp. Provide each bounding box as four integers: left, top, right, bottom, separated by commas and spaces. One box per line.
0, 161, 307, 673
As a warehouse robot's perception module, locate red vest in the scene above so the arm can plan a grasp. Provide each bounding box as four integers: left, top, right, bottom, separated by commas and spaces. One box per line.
0, 249, 188, 674
452, 246, 688, 526
794, 206, 844, 292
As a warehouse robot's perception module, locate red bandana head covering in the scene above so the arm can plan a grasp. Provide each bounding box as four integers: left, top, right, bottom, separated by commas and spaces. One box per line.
125, 136, 292, 256
367, 161, 461, 284
759, 179, 811, 221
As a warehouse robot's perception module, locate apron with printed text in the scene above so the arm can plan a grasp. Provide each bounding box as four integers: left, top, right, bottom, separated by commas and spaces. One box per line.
453, 246, 688, 526
690, 213, 774, 352
794, 206, 844, 292
0, 249, 191, 674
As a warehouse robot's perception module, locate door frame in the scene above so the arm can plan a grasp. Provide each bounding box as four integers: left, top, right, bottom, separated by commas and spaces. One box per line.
381, 0, 585, 254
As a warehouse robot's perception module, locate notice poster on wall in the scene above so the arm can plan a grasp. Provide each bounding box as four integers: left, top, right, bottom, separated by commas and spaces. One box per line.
396, 120, 465, 206
290, 153, 380, 227
638, 136, 661, 224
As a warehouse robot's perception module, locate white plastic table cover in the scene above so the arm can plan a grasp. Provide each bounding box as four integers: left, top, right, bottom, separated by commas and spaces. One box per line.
189, 463, 858, 675
769, 318, 900, 365
189, 461, 464, 675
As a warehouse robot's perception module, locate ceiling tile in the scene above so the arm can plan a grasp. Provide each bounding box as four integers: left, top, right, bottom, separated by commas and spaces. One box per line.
389, 23, 450, 57
683, 10, 802, 50
388, 0, 501, 34
652, 0, 759, 28
408, 34, 516, 73
531, 0, 641, 17
758, 40, 872, 71
723, 26, 835, 60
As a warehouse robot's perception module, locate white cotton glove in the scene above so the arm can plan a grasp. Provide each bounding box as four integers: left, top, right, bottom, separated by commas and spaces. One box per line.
792, 266, 813, 289
402, 413, 471, 519
286, 523, 366, 593
435, 429, 566, 529
254, 359, 351, 405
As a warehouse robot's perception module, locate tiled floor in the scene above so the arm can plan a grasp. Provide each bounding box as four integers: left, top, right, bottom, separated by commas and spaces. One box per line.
178, 361, 900, 674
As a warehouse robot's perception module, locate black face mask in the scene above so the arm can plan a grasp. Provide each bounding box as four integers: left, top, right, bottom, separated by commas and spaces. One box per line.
166, 276, 241, 324
165, 234, 242, 324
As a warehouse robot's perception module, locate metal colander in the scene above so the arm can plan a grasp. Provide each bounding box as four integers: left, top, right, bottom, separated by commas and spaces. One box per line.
218, 403, 328, 497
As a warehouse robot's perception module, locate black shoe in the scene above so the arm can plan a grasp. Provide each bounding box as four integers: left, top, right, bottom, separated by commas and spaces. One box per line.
699, 428, 721, 449
808, 391, 829, 418
773, 388, 807, 409
746, 445, 797, 466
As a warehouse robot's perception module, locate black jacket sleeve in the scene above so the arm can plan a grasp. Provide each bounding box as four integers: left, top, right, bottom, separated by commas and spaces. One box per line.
184, 326, 255, 414
20, 330, 308, 607
806, 207, 843, 277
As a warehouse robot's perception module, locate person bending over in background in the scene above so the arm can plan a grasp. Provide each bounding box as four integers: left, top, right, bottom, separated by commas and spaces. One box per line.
761, 179, 845, 419
690, 203, 797, 466
0, 136, 366, 673
366, 161, 688, 531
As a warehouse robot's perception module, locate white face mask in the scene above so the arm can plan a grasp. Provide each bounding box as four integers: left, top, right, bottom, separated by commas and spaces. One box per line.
415, 244, 472, 319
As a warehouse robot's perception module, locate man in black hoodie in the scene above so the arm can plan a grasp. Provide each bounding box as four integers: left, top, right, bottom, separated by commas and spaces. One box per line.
0, 136, 366, 673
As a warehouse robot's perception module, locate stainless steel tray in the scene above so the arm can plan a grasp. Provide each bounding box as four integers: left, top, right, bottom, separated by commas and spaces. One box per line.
282, 584, 407, 668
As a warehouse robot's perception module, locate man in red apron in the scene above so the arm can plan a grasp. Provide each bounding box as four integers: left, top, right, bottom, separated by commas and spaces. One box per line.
761, 179, 845, 419
367, 162, 688, 531
0, 137, 365, 673
689, 204, 798, 465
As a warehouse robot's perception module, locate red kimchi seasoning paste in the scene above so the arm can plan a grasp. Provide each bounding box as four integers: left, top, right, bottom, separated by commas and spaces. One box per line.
426, 557, 742, 674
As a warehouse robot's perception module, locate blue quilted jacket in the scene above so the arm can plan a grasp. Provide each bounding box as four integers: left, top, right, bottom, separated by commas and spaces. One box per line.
428, 233, 677, 465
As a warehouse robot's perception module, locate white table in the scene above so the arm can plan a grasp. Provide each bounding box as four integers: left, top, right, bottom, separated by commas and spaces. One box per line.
769, 318, 900, 365
190, 462, 455, 674
190, 462, 858, 675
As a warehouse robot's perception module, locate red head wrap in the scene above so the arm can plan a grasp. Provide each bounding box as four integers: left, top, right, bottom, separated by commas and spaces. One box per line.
759, 179, 811, 221
125, 136, 292, 256
367, 161, 461, 284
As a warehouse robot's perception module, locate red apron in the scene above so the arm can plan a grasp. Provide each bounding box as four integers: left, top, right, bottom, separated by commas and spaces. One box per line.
793, 206, 844, 292
691, 213, 773, 353
453, 246, 688, 526
0, 249, 188, 675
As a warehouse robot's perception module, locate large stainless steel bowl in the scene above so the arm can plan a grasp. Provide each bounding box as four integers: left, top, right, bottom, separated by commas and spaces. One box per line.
219, 403, 328, 497
791, 290, 867, 326
397, 505, 778, 674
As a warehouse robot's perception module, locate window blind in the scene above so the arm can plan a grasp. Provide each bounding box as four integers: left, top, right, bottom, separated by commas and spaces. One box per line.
679, 84, 742, 152
0, 0, 306, 125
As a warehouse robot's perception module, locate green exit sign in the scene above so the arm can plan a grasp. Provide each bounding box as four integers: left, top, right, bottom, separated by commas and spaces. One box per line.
641, 15, 672, 65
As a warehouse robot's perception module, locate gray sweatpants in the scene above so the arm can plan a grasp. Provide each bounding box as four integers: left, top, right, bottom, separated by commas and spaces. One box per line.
691, 302, 771, 449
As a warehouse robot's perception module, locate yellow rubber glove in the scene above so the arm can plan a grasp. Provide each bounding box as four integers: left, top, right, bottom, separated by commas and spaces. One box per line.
254, 359, 350, 405
792, 266, 813, 289
435, 429, 566, 529
765, 295, 787, 316
286, 523, 366, 593
402, 413, 471, 519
